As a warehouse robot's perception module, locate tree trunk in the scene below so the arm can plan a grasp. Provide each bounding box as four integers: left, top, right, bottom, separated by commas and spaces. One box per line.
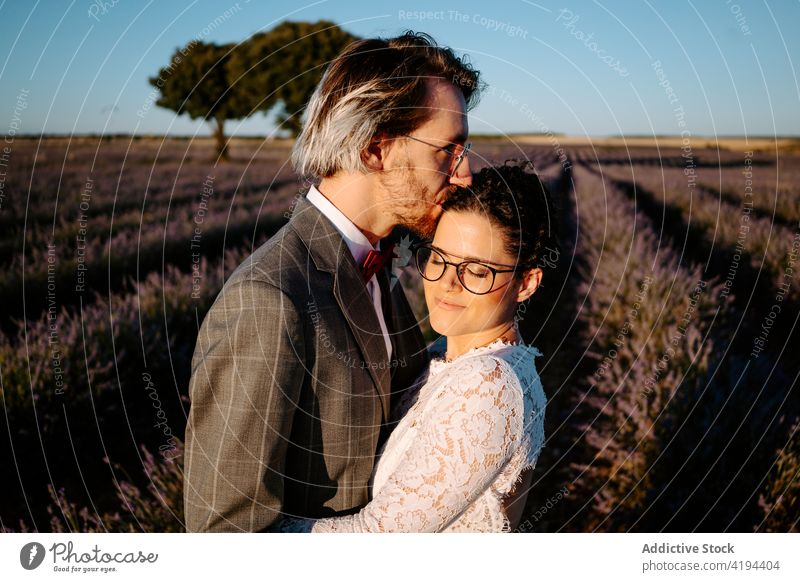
212, 116, 229, 161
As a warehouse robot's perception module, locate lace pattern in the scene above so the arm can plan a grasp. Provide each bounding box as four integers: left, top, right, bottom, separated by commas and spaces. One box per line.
279, 340, 546, 532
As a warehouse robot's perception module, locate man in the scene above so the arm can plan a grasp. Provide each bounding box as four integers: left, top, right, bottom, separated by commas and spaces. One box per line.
183, 32, 481, 532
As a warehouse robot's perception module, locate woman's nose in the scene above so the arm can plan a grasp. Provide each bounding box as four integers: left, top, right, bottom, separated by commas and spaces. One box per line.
438, 264, 462, 291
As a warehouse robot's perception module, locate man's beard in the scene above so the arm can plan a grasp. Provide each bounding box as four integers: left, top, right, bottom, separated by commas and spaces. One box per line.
381, 161, 447, 239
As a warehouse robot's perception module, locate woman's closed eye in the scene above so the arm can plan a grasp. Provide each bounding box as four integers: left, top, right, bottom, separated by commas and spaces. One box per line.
464, 263, 492, 278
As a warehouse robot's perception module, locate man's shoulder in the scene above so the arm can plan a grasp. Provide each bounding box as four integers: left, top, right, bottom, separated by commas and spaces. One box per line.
225, 222, 310, 292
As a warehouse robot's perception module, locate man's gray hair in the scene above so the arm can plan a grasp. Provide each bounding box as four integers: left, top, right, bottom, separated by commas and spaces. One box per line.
292, 32, 482, 180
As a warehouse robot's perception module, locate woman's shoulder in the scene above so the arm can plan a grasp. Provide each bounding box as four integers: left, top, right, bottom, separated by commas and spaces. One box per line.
430, 339, 542, 394
428, 336, 540, 360
441, 339, 541, 371
480, 340, 543, 367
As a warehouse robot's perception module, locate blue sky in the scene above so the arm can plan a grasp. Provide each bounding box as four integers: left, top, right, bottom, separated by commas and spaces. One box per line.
1, 0, 798, 137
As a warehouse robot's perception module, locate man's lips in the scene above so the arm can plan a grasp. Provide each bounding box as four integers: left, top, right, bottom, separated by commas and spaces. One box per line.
434, 297, 465, 311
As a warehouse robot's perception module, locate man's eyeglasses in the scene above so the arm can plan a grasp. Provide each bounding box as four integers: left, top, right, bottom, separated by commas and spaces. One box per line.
414, 244, 520, 295
404, 136, 471, 176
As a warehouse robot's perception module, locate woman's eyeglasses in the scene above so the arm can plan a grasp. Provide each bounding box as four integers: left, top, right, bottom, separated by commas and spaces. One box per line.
414, 244, 519, 295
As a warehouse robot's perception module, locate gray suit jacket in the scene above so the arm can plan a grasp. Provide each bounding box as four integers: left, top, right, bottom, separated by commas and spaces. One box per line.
183, 195, 429, 532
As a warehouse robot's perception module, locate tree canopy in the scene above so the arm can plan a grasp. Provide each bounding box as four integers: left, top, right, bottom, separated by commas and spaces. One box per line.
228, 21, 357, 136
149, 21, 358, 160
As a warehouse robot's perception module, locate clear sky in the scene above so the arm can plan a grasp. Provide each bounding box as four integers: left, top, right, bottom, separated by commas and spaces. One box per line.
1, 0, 798, 138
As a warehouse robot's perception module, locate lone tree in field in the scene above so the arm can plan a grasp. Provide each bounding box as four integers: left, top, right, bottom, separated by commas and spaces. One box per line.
149, 21, 357, 160
149, 40, 241, 160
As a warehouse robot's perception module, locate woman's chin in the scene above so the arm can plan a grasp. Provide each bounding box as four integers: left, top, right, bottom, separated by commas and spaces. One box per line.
428, 312, 466, 338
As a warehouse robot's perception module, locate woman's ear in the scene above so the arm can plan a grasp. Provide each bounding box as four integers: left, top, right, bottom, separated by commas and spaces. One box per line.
361, 133, 392, 171
516, 267, 543, 302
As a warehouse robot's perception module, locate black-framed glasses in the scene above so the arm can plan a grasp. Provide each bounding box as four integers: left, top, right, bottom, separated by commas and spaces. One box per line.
404, 135, 472, 175
414, 244, 519, 295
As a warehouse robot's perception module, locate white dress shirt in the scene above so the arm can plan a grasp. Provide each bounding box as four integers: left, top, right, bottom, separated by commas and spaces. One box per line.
306, 185, 392, 360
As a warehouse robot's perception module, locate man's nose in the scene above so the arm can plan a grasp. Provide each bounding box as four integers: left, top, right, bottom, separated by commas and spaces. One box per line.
449, 155, 472, 188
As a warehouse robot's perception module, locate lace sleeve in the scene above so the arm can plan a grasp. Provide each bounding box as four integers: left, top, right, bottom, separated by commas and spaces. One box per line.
281, 354, 525, 532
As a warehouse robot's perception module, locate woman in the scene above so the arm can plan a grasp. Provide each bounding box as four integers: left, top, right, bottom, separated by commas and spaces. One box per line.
280, 162, 557, 532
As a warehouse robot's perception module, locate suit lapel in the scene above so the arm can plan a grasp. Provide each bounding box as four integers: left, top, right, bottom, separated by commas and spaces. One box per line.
289, 195, 392, 421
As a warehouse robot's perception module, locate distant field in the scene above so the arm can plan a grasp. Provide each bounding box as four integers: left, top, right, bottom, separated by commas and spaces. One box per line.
475, 134, 800, 153
1, 136, 798, 532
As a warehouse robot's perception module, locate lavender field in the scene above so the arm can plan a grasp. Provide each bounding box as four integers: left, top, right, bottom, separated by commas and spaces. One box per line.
1, 136, 798, 532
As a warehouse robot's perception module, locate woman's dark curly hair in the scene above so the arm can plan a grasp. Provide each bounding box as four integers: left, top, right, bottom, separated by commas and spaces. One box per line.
441, 161, 559, 270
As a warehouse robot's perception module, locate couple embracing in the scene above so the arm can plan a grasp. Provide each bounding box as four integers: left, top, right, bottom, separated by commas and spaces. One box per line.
184, 32, 557, 533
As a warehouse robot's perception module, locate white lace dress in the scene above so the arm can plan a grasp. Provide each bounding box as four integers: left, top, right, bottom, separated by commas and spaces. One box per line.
279, 339, 547, 532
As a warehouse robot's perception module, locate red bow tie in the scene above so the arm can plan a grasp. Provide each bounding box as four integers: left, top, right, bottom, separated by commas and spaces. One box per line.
360, 243, 396, 283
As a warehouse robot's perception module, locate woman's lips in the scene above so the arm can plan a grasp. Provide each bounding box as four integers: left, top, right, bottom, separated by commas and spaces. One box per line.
434, 298, 465, 311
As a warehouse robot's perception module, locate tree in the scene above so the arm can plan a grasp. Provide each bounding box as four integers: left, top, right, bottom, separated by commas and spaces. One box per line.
149, 22, 358, 160
227, 21, 358, 136
149, 41, 246, 160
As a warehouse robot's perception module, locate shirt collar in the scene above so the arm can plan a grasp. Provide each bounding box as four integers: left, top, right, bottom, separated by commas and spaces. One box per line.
306, 185, 379, 265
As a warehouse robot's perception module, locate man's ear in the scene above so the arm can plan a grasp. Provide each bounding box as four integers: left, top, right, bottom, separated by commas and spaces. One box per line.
516, 267, 543, 302
361, 133, 393, 172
